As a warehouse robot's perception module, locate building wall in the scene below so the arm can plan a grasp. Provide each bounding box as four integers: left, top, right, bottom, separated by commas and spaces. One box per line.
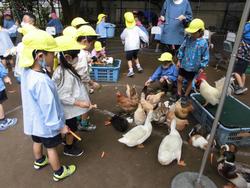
79, 1, 245, 31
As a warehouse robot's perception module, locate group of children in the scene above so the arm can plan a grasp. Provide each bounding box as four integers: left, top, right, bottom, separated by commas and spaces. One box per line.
0, 10, 249, 183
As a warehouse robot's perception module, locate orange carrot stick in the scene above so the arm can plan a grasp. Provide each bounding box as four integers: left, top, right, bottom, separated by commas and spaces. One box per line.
69, 130, 82, 141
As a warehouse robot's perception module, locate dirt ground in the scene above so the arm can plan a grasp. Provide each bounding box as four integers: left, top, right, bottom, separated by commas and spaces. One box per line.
0, 37, 249, 188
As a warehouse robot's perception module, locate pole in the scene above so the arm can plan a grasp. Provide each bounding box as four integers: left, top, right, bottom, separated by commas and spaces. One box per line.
195, 0, 250, 187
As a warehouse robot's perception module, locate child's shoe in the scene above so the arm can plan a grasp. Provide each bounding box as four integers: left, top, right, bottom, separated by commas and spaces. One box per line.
234, 87, 248, 95
0, 118, 17, 131
33, 155, 49, 170
136, 65, 143, 73
53, 165, 76, 182
127, 71, 135, 77
63, 145, 84, 157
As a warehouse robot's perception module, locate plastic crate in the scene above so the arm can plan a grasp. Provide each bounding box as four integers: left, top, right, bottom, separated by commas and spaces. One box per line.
90, 59, 121, 82
106, 24, 116, 38
190, 93, 250, 146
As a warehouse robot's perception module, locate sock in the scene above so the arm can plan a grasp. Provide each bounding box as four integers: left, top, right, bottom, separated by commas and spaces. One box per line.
129, 68, 133, 72
0, 118, 6, 124
36, 155, 46, 163
54, 166, 64, 176
81, 119, 89, 127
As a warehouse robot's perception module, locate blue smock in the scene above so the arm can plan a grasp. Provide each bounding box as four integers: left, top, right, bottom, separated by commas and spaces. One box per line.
47, 18, 63, 35
0, 62, 8, 92
96, 21, 111, 38
150, 63, 178, 82
3, 19, 16, 38
160, 0, 192, 45
21, 69, 65, 138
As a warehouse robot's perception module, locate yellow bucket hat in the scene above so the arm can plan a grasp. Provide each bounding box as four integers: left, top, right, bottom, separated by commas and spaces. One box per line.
158, 52, 173, 62
55, 35, 85, 51
76, 25, 99, 38
94, 41, 103, 51
185, 18, 205, 33
97, 14, 106, 24
71, 17, 89, 27
19, 29, 58, 68
124, 12, 136, 29
62, 26, 77, 38
17, 25, 36, 36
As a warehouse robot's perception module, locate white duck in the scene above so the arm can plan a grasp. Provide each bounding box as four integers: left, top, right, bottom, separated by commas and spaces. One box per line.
118, 110, 153, 147
158, 119, 186, 166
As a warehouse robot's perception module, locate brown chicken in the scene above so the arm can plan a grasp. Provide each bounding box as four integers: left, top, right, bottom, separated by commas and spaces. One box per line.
146, 92, 165, 107
166, 104, 189, 131
175, 100, 194, 119
116, 91, 138, 112
140, 92, 154, 113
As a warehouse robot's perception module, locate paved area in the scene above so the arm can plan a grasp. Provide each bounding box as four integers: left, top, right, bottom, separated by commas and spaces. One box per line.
0, 37, 249, 188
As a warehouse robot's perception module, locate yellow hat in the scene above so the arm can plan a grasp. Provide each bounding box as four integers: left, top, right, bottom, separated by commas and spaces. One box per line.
158, 52, 173, 62
94, 41, 103, 51
62, 26, 77, 38
17, 25, 36, 36
97, 14, 106, 24
71, 17, 89, 27
55, 35, 85, 51
124, 12, 136, 29
185, 18, 205, 33
19, 29, 58, 67
76, 25, 99, 38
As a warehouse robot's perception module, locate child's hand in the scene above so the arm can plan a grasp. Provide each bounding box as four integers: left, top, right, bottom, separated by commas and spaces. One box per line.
89, 104, 97, 109
160, 77, 165, 83
160, 16, 165, 22
75, 100, 91, 108
176, 15, 186, 21
176, 61, 181, 68
61, 125, 70, 134
4, 76, 12, 85
199, 68, 204, 73
92, 82, 101, 90
145, 80, 151, 86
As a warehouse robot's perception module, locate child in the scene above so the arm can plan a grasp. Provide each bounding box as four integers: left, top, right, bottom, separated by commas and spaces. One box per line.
96, 14, 109, 47
53, 36, 96, 156
232, 21, 250, 95
0, 61, 17, 131
0, 27, 14, 68
91, 41, 106, 62
19, 29, 75, 181
74, 25, 100, 131
120, 12, 149, 77
154, 18, 164, 52
145, 52, 178, 93
172, 18, 209, 105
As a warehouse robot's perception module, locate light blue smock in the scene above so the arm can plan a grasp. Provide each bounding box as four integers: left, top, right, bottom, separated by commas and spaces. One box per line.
0, 30, 14, 56
21, 69, 65, 138
96, 21, 111, 38
0, 62, 8, 92
160, 0, 192, 45
3, 19, 16, 38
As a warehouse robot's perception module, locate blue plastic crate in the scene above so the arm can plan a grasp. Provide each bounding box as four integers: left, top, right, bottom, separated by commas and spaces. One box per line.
90, 59, 121, 82
191, 93, 250, 146
106, 24, 116, 38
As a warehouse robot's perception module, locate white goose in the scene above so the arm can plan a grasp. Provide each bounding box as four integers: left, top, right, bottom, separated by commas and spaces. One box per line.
158, 119, 186, 166
118, 110, 153, 147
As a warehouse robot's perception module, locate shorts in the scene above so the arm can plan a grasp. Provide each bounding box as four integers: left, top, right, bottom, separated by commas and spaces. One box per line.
66, 117, 78, 132
0, 90, 7, 104
233, 58, 249, 75
32, 134, 62, 148
179, 68, 197, 81
125, 50, 139, 61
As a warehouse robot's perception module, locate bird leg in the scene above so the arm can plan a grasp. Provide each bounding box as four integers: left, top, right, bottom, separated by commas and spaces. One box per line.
137, 144, 144, 149
223, 182, 236, 188
210, 152, 214, 165
177, 160, 186, 167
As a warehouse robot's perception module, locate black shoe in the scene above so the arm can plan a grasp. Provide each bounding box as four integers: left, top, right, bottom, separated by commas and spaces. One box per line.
63, 145, 84, 157
169, 94, 180, 102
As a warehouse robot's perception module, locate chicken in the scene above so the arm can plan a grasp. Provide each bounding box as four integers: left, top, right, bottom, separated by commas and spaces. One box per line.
188, 127, 208, 150
175, 100, 194, 119
116, 91, 138, 112
140, 92, 154, 113
134, 103, 146, 125
146, 92, 165, 107
166, 104, 189, 131
152, 102, 168, 124
126, 84, 131, 99
200, 77, 233, 106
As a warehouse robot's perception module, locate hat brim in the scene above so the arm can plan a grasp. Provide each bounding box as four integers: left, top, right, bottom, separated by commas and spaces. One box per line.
125, 21, 136, 29
185, 27, 199, 33
158, 57, 172, 62
95, 47, 103, 51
